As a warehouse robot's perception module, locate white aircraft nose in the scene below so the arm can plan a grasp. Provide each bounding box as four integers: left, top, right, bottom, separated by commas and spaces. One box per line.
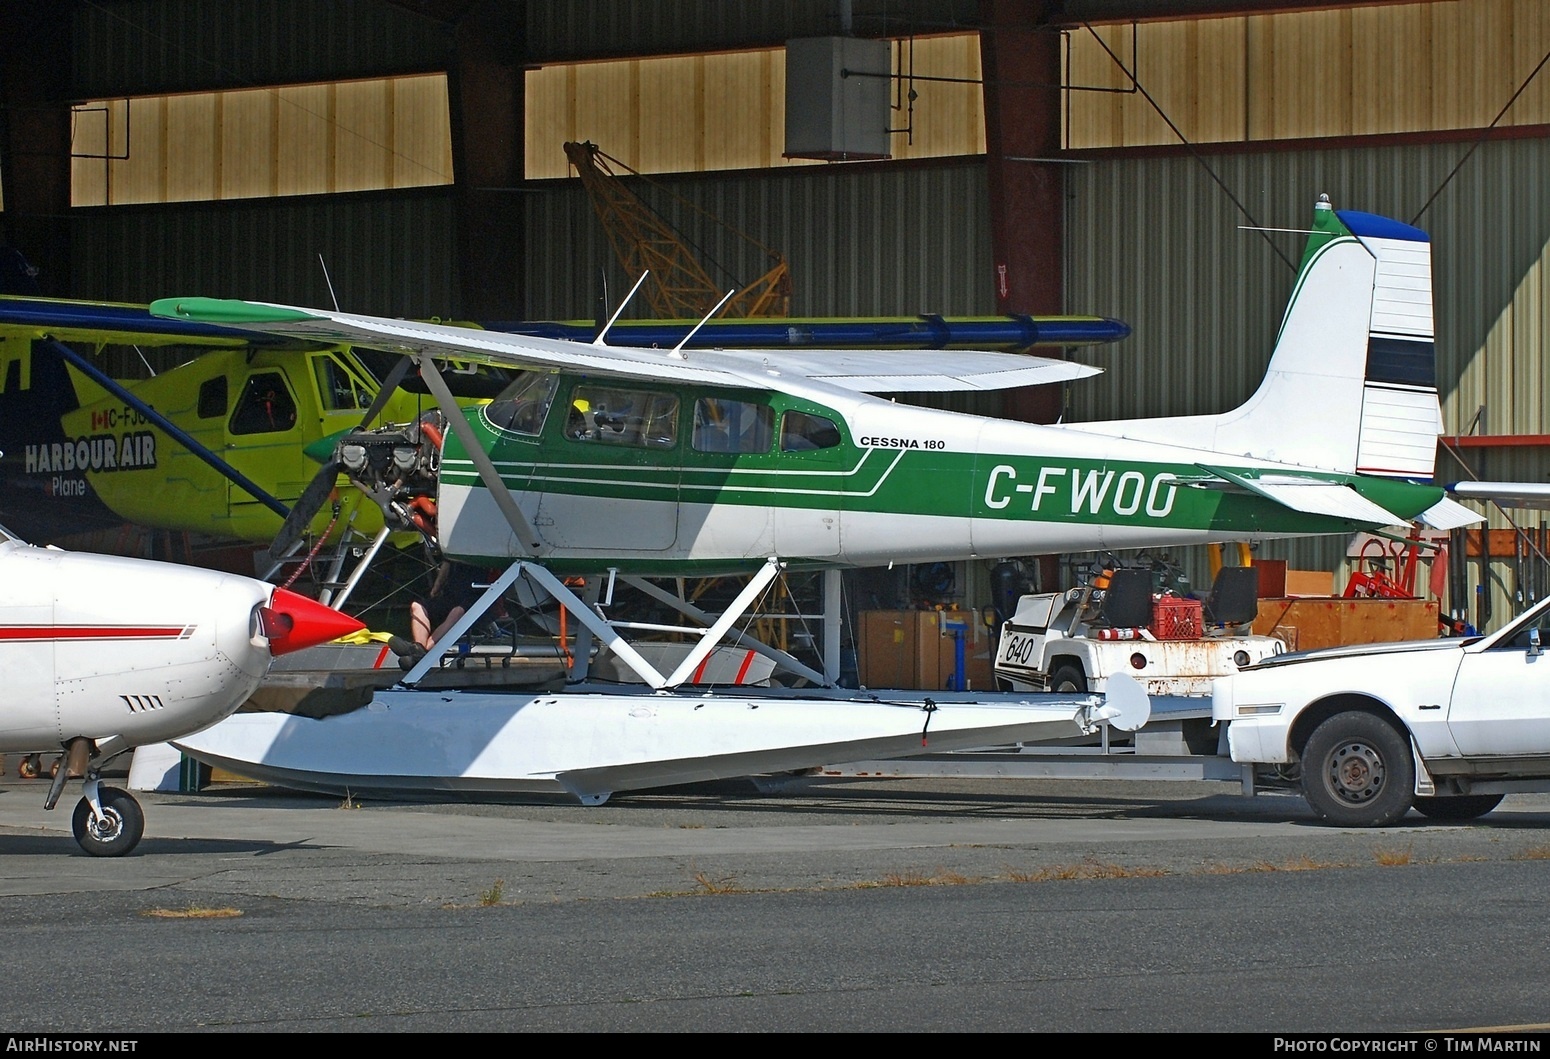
256, 588, 366, 656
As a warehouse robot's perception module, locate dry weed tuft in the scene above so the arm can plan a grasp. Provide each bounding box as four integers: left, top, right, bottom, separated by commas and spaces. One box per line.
1373, 845, 1415, 866
692, 871, 744, 894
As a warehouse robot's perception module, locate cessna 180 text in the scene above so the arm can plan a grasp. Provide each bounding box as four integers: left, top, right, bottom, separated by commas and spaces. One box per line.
151, 196, 1483, 803
0, 523, 364, 855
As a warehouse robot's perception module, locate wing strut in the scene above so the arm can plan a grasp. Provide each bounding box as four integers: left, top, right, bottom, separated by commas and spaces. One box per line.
413, 354, 545, 555
43, 338, 291, 520
657, 559, 780, 686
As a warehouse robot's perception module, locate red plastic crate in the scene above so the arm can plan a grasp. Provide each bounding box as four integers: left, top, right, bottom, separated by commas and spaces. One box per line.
1152, 595, 1203, 640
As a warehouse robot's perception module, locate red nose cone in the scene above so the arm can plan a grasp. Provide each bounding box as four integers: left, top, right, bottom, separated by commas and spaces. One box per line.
261, 587, 367, 656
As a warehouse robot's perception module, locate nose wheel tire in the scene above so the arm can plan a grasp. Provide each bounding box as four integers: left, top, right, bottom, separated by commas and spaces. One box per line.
71, 786, 146, 857
1300, 712, 1415, 828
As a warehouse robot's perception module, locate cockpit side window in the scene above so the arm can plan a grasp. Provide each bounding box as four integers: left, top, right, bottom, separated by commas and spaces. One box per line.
566, 385, 678, 449
780, 410, 841, 451
229, 372, 298, 435
483, 370, 560, 437
197, 377, 228, 419
692, 397, 773, 454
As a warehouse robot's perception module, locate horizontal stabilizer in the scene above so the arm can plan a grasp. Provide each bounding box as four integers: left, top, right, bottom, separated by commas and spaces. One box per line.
1201, 465, 1408, 526
1415, 496, 1485, 529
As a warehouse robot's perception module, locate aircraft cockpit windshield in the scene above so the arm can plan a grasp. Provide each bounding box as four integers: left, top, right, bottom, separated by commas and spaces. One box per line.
349, 347, 513, 400
313, 353, 375, 413
483, 370, 561, 437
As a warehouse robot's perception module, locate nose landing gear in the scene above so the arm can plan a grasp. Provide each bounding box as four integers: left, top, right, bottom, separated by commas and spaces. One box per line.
42, 737, 148, 857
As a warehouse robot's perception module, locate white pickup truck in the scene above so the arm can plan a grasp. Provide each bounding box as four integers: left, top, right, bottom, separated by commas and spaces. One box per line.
1212, 589, 1550, 827
994, 565, 1285, 697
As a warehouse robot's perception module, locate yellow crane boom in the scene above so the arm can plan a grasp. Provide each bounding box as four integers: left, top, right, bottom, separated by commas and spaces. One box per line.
564, 141, 791, 319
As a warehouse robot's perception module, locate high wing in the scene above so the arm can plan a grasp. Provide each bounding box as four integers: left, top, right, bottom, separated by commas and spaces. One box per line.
686, 347, 1099, 393
149, 297, 1103, 394
0, 294, 308, 348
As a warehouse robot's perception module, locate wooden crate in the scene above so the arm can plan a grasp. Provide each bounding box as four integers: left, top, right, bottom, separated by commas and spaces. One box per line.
1252, 597, 1440, 652
858, 609, 992, 690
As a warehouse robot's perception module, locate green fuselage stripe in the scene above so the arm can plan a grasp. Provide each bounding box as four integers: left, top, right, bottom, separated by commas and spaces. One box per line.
442, 444, 1440, 536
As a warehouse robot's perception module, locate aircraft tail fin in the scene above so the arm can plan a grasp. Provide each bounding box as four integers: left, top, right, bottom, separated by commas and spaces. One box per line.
1071, 195, 1442, 479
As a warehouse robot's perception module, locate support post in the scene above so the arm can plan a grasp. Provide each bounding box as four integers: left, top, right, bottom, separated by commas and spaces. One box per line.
823, 568, 843, 686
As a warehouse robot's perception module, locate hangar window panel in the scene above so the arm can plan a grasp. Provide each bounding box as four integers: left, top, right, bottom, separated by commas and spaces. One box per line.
524, 34, 986, 181
1063, 6, 1550, 149
70, 75, 451, 206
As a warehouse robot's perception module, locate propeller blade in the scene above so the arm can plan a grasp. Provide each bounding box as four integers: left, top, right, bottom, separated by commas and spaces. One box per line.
264, 354, 411, 567
266, 459, 341, 567
357, 354, 412, 429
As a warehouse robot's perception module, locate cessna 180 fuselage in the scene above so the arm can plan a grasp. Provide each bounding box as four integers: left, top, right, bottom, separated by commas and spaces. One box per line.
153, 195, 1475, 591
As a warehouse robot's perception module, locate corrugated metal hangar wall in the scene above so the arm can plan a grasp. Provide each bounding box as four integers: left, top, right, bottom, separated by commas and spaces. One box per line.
37, 0, 1550, 628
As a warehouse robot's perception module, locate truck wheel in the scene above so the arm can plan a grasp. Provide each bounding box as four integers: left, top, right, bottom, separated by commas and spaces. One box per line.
1412, 793, 1504, 822
1047, 663, 1087, 694
1300, 712, 1415, 827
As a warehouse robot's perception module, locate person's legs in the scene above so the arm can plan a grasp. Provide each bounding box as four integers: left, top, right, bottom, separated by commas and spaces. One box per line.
428, 605, 466, 648
410, 601, 433, 648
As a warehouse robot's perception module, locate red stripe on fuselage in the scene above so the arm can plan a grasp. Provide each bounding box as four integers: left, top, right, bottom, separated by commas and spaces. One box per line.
0, 625, 191, 642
